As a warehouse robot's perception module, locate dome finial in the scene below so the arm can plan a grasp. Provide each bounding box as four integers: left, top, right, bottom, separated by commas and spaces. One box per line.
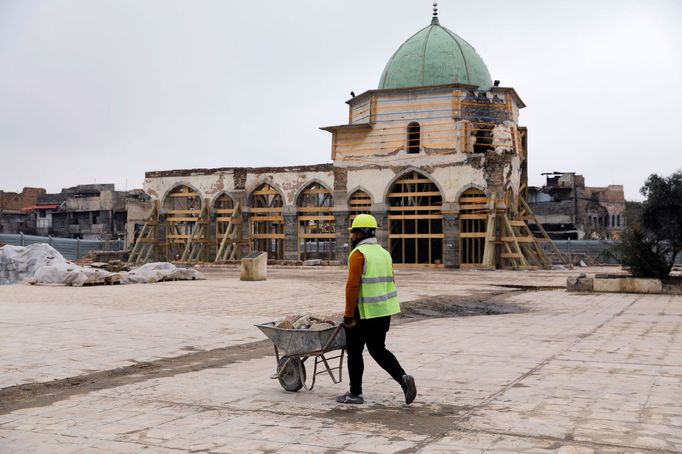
431, 1, 439, 25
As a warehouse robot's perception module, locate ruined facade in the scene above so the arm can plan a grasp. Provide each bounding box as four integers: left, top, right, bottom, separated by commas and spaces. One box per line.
7, 184, 143, 240
0, 187, 46, 234
137, 13, 543, 268
528, 173, 626, 240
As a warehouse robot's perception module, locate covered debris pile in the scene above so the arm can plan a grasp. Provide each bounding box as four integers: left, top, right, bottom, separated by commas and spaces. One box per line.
274, 314, 337, 330
0, 243, 203, 286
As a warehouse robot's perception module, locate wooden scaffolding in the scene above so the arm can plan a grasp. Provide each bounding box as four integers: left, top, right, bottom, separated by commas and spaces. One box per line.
127, 201, 160, 265
249, 184, 285, 260
387, 171, 444, 266
297, 183, 336, 261
163, 185, 209, 264
214, 198, 243, 262
475, 193, 567, 270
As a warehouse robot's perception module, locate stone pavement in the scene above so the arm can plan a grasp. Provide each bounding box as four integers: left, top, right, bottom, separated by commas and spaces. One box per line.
1, 267, 681, 453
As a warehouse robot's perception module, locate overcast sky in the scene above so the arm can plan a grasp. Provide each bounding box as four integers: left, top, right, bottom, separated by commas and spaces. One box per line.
1, 0, 680, 200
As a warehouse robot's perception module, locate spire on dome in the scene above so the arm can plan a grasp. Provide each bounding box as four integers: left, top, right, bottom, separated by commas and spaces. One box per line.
431, 1, 439, 25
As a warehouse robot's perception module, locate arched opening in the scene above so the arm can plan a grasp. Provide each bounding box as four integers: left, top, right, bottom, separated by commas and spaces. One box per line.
213, 193, 242, 261
348, 190, 372, 243
387, 171, 443, 266
458, 188, 489, 268
297, 183, 335, 261
162, 184, 207, 262
407, 122, 420, 154
248, 184, 284, 260
348, 190, 371, 221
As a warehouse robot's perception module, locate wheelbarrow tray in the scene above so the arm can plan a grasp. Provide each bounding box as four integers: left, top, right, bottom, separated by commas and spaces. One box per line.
256, 322, 346, 357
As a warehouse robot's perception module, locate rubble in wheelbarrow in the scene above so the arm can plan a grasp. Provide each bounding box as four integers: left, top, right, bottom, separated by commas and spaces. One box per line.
274, 314, 336, 330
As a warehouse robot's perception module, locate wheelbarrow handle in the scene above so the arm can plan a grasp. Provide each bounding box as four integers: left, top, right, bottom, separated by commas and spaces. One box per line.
321, 323, 344, 352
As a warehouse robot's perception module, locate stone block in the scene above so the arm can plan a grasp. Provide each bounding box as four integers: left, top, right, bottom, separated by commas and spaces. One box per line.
620, 278, 662, 293
240, 252, 267, 281
593, 278, 621, 293
592, 277, 663, 294
566, 276, 593, 292
303, 259, 321, 266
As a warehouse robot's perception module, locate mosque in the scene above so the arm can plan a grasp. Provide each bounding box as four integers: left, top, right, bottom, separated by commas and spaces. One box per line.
130, 5, 559, 269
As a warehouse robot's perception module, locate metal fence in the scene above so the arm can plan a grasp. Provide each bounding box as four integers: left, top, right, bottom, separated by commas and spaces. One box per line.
0, 233, 124, 260
541, 240, 682, 265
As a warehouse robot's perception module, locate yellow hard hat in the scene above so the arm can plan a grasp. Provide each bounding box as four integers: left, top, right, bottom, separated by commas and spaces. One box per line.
348, 213, 378, 230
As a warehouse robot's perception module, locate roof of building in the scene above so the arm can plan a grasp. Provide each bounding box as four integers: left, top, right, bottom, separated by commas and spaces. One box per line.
378, 17, 492, 91
21, 204, 60, 212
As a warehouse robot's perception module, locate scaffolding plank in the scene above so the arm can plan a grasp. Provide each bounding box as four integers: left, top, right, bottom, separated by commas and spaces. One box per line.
165, 209, 201, 215
250, 233, 286, 239
387, 214, 442, 220
248, 207, 283, 213
388, 191, 441, 197
389, 233, 444, 239
298, 206, 333, 212
249, 215, 284, 222
301, 233, 336, 239
298, 215, 335, 221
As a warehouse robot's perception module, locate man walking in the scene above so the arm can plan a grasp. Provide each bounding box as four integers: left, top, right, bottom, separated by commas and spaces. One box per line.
336, 214, 417, 405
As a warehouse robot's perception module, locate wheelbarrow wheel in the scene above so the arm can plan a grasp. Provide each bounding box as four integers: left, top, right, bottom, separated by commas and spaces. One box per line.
277, 356, 306, 392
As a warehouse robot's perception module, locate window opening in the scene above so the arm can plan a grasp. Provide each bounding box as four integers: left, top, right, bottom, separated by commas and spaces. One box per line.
249, 184, 284, 260
459, 189, 489, 267
407, 122, 420, 154
297, 183, 335, 261
387, 171, 443, 266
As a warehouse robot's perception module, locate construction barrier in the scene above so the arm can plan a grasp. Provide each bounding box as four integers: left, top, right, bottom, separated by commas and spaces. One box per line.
0, 233, 124, 261
541, 240, 682, 265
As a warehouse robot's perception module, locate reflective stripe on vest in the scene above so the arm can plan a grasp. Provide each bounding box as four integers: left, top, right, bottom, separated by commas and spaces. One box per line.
349, 243, 400, 319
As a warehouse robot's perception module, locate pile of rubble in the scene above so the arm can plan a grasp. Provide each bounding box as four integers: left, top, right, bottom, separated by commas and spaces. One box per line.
274, 314, 337, 330
0, 243, 203, 286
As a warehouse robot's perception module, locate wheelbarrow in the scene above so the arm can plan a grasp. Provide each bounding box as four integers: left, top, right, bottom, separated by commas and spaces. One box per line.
255, 322, 346, 392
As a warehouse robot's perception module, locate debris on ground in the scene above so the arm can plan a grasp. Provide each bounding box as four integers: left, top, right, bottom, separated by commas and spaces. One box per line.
0, 243, 203, 286
274, 314, 336, 330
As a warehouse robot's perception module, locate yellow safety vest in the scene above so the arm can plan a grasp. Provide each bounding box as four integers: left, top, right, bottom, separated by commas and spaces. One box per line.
349, 243, 401, 319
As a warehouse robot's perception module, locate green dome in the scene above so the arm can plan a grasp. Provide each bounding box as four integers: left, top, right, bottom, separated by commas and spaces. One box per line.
379, 19, 493, 90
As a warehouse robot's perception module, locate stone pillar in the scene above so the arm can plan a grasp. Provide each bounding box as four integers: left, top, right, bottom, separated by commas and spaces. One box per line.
332, 169, 349, 264
334, 210, 350, 264
231, 190, 248, 259
441, 202, 458, 268
372, 204, 389, 250
282, 206, 298, 261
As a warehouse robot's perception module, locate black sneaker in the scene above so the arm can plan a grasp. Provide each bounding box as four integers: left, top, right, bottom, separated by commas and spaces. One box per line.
336, 391, 364, 404
402, 375, 417, 405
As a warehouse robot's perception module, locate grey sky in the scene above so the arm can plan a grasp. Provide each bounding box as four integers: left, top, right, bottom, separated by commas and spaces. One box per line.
1, 0, 680, 200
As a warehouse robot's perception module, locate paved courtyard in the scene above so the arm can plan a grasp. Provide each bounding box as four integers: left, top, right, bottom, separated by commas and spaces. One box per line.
1, 266, 681, 453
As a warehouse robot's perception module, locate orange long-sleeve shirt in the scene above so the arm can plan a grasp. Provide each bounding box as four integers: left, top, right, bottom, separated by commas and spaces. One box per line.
344, 250, 364, 318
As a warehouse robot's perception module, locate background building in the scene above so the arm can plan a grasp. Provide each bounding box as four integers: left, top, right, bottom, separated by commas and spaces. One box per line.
528, 172, 626, 240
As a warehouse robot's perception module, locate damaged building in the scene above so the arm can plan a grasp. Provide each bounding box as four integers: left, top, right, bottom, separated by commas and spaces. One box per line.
528, 172, 626, 240
132, 11, 562, 269
0, 187, 45, 234
7, 184, 146, 240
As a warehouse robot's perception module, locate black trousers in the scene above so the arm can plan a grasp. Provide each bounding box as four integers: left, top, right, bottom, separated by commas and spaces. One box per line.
345, 309, 406, 396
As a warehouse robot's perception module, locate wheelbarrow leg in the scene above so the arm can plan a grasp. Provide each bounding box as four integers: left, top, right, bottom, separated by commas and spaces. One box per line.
301, 355, 317, 391
318, 348, 345, 384
271, 346, 287, 379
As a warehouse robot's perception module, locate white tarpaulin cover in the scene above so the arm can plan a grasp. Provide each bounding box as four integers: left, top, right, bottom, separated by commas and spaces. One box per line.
0, 243, 66, 285
0, 244, 203, 286
123, 262, 203, 284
